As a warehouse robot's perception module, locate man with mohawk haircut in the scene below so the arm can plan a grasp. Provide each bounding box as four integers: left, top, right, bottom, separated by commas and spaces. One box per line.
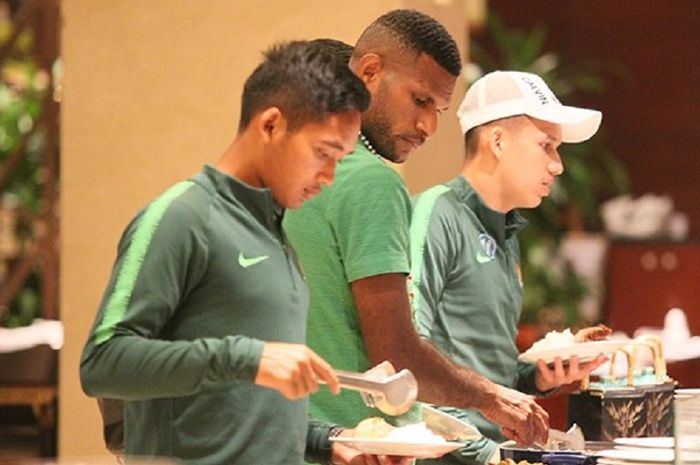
284, 9, 549, 449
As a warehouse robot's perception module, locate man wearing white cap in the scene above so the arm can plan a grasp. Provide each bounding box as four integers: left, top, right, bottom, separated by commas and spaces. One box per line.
408, 71, 606, 464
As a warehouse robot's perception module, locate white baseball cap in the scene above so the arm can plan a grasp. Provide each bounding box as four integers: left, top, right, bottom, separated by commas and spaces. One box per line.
457, 70, 602, 143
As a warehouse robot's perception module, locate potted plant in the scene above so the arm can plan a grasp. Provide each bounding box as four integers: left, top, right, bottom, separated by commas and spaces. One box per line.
0, 3, 51, 328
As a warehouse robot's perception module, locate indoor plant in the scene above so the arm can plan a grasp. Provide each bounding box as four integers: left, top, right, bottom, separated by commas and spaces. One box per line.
0, 3, 50, 328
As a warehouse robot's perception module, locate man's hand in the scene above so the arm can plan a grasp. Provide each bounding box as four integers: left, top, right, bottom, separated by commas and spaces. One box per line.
254, 342, 339, 399
480, 384, 549, 445
535, 354, 607, 392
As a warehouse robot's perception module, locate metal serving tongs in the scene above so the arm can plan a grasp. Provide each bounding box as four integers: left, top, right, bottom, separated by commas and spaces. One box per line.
325, 361, 418, 416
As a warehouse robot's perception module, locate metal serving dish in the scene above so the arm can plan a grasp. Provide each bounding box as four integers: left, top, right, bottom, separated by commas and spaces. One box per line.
499, 441, 613, 465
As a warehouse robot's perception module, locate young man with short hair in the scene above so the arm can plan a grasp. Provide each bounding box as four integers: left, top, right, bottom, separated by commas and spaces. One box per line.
409, 70, 605, 464
80, 40, 371, 465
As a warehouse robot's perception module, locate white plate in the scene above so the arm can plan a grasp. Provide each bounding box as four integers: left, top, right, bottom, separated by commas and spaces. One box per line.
421, 404, 482, 440
675, 388, 700, 399
596, 448, 673, 463
613, 437, 673, 449
597, 458, 658, 465
330, 437, 464, 458
518, 340, 628, 364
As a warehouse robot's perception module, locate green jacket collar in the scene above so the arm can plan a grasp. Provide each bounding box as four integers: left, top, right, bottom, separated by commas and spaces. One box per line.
201, 164, 284, 229
450, 175, 528, 245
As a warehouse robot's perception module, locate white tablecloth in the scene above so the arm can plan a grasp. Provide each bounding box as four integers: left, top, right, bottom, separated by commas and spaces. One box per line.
0, 319, 64, 353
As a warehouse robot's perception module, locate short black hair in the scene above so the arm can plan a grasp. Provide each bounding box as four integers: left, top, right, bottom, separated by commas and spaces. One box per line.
356, 9, 462, 77
239, 40, 370, 133
309, 38, 353, 66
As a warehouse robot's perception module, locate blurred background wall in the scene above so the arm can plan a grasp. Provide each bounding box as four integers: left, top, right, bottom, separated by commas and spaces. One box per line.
485, 0, 700, 237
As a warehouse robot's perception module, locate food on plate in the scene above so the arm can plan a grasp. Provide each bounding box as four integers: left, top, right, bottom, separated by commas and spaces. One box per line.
573, 324, 612, 342
524, 325, 612, 354
355, 417, 394, 439
387, 422, 446, 443
525, 329, 576, 352
354, 417, 446, 443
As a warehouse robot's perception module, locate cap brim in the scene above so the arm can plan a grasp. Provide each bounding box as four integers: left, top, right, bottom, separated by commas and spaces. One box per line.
528, 105, 602, 143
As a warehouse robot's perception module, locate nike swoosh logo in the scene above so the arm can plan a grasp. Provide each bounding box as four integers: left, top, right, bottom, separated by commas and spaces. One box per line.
476, 252, 493, 264
238, 253, 269, 268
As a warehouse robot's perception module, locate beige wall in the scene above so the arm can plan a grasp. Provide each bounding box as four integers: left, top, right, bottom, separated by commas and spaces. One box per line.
60, 0, 466, 457
401, 0, 468, 193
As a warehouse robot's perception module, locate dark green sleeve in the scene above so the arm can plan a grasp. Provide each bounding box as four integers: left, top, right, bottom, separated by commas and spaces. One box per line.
516, 360, 560, 397
423, 437, 496, 465
97, 398, 124, 454
305, 419, 337, 465
516, 360, 539, 394
421, 407, 497, 465
80, 189, 264, 400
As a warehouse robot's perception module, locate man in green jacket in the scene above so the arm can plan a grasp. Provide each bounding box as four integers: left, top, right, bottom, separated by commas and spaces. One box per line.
80, 40, 376, 465
284, 10, 549, 447
409, 70, 606, 464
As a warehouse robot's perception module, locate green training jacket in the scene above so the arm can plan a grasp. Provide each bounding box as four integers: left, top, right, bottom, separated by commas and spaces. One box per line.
81, 165, 319, 465
409, 176, 539, 465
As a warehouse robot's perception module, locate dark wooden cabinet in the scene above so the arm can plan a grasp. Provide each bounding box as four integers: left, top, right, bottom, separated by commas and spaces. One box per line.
605, 241, 700, 336
605, 240, 700, 388
534, 242, 700, 429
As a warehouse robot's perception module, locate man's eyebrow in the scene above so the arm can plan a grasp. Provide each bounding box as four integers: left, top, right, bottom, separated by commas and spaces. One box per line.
415, 93, 450, 112
545, 132, 562, 144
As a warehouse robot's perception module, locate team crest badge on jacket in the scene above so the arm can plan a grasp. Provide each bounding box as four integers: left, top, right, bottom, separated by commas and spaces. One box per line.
477, 233, 497, 264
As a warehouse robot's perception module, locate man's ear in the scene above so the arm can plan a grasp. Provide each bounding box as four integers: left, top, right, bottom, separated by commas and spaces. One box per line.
352, 53, 383, 91
487, 126, 506, 159
257, 107, 286, 142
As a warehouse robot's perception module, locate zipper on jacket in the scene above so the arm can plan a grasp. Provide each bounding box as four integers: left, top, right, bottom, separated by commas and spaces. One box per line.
282, 243, 300, 292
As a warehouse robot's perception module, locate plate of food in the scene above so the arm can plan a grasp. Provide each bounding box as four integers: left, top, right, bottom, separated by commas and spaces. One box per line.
331, 437, 465, 458
332, 417, 465, 458
518, 325, 625, 364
